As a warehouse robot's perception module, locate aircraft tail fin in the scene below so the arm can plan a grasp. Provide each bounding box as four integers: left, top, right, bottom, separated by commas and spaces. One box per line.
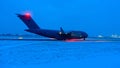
17, 14, 40, 29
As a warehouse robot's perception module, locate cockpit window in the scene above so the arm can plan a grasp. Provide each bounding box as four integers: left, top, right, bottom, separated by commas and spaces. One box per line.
71, 31, 82, 37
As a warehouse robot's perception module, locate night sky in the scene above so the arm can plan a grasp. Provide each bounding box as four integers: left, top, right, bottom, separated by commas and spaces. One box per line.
0, 0, 120, 36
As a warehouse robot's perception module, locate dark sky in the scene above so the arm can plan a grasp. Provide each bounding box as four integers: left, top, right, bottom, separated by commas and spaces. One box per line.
0, 0, 120, 36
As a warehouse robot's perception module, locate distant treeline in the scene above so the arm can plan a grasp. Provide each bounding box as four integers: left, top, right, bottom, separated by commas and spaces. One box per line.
0, 33, 39, 37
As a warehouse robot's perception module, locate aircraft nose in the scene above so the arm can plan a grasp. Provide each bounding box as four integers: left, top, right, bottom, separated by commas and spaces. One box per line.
82, 32, 88, 38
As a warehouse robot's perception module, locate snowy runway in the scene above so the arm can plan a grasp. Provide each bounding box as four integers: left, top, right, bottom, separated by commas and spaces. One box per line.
0, 41, 120, 68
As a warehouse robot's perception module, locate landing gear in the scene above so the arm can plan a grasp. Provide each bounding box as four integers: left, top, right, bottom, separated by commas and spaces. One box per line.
83, 38, 85, 40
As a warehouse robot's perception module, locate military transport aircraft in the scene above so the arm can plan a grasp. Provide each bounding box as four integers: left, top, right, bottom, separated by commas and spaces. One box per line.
16, 13, 88, 41
0, 13, 119, 42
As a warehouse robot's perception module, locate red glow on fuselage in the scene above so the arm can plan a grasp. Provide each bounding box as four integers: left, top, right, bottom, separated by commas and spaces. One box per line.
65, 39, 83, 42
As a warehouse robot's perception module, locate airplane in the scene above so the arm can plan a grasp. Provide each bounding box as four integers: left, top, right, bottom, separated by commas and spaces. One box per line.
16, 13, 88, 41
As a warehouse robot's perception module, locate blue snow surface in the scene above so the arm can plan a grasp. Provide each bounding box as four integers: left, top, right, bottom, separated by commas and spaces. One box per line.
0, 39, 120, 68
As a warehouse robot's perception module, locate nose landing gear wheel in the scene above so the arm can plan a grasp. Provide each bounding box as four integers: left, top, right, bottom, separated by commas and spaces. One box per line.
83, 38, 85, 40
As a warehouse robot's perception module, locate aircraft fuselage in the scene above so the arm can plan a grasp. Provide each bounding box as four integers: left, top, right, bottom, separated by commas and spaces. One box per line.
17, 13, 88, 40
25, 29, 88, 40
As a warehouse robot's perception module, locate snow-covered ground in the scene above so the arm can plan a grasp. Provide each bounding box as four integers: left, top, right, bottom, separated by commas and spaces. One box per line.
0, 40, 120, 68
